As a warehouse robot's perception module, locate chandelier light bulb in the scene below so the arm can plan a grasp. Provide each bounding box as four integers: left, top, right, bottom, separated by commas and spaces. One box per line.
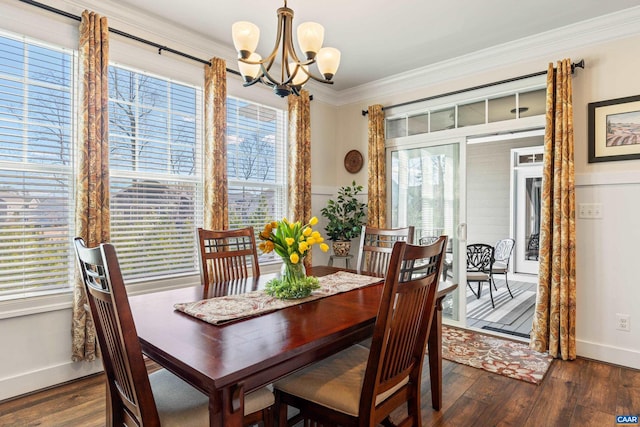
316, 47, 341, 80
288, 62, 310, 87
238, 53, 262, 81
232, 21, 260, 59
297, 22, 324, 60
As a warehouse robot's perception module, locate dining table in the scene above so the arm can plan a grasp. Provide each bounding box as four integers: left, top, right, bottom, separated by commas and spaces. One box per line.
128, 265, 457, 427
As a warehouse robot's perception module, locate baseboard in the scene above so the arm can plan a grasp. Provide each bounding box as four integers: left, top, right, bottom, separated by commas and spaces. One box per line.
576, 339, 640, 370
0, 359, 103, 402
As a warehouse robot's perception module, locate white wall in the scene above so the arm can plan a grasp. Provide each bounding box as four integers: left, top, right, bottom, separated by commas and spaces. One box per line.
1, 0, 639, 403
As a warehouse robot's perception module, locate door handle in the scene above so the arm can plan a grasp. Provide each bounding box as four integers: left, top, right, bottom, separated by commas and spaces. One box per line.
457, 223, 467, 242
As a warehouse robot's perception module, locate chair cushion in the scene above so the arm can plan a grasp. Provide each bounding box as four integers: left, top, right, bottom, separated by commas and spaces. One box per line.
492, 262, 507, 272
467, 272, 490, 281
274, 344, 408, 417
150, 369, 274, 426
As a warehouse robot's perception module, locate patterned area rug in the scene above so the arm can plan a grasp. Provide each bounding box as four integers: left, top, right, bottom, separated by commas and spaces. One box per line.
441, 325, 553, 384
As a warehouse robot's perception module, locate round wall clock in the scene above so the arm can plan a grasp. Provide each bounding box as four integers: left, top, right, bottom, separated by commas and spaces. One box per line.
344, 149, 363, 173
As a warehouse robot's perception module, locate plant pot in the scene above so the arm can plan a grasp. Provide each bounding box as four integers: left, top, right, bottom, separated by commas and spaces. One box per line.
332, 240, 351, 257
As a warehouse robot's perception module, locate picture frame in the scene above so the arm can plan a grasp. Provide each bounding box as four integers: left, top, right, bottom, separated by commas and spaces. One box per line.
588, 94, 640, 163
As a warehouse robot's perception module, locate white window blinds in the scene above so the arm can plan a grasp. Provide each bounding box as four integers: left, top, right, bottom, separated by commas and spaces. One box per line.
226, 96, 287, 261
0, 33, 74, 298
108, 65, 202, 280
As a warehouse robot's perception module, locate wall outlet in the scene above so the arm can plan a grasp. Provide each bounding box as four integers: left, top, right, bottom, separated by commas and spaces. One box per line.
616, 313, 630, 332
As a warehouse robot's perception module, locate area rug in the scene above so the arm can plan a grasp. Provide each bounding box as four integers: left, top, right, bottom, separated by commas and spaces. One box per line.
441, 325, 553, 384
466, 282, 536, 325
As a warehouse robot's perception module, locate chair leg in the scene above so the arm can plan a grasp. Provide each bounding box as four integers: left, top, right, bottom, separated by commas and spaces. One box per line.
487, 280, 495, 308
504, 273, 514, 298
261, 406, 274, 427
467, 282, 479, 298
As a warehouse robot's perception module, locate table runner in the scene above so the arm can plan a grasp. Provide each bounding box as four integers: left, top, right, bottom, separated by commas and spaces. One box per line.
174, 271, 383, 325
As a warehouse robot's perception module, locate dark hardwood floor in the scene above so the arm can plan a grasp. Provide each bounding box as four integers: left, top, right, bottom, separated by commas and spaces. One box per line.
1, 356, 638, 426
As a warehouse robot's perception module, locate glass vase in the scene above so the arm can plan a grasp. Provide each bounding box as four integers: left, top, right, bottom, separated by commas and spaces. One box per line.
280, 259, 307, 285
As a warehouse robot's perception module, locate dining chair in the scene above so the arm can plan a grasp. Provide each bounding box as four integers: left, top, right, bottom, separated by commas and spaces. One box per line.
466, 243, 497, 308
74, 238, 274, 427
420, 235, 453, 282
491, 238, 515, 297
356, 225, 415, 277
274, 236, 448, 427
197, 227, 260, 296
526, 232, 540, 260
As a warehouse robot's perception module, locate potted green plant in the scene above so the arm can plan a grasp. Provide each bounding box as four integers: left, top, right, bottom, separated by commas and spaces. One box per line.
320, 181, 367, 256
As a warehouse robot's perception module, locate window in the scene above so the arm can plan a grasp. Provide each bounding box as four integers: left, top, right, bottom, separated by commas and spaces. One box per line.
385, 85, 546, 138
226, 96, 287, 262
108, 65, 202, 281
0, 33, 75, 299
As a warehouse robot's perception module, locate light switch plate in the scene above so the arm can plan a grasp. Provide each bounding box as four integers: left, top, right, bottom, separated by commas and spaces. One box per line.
578, 203, 602, 219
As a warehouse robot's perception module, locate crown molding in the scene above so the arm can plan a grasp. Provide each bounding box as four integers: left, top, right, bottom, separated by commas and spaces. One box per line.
38, 2, 640, 107
330, 5, 640, 107
57, 0, 238, 66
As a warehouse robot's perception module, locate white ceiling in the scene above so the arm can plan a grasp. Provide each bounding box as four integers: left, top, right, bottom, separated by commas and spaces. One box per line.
110, 0, 639, 92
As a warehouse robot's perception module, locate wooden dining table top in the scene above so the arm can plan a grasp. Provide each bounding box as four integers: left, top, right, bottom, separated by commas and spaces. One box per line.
128, 265, 457, 425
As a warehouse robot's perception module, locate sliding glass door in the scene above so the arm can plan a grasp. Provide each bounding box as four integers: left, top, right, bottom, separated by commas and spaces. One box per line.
389, 139, 464, 323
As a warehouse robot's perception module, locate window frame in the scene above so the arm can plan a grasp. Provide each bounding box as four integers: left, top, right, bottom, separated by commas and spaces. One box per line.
0, 30, 77, 301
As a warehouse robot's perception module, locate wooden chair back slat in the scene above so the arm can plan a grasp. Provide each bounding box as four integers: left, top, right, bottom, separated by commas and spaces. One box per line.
357, 226, 415, 277
197, 227, 260, 295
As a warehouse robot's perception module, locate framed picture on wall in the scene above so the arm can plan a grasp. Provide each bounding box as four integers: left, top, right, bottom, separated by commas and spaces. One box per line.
588, 94, 640, 163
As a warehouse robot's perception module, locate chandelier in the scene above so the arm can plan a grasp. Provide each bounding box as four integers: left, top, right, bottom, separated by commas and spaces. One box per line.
231, 0, 341, 97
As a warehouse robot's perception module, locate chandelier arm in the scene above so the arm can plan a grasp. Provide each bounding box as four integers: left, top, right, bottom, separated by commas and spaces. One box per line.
261, 7, 287, 68
305, 72, 335, 85
259, 62, 296, 87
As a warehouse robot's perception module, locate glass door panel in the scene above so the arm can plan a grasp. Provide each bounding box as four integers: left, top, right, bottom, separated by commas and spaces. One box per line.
515, 167, 542, 274
390, 142, 461, 322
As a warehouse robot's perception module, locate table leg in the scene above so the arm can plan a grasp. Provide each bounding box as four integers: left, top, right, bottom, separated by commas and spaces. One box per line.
428, 295, 444, 411
209, 385, 244, 427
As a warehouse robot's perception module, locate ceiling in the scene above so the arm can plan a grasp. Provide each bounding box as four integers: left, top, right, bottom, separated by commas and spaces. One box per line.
113, 0, 639, 92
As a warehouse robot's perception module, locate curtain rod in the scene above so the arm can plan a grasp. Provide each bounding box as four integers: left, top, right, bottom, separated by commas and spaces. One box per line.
18, 0, 241, 77
361, 59, 585, 116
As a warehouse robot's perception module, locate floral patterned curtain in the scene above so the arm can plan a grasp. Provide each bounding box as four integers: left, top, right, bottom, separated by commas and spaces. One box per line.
287, 90, 312, 269
204, 57, 228, 230
530, 59, 576, 360
72, 10, 109, 362
367, 104, 386, 227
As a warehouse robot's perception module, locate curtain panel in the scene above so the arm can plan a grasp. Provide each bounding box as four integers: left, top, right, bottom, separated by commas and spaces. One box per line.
204, 57, 228, 230
367, 104, 386, 227
72, 10, 110, 362
530, 59, 576, 360
287, 90, 312, 269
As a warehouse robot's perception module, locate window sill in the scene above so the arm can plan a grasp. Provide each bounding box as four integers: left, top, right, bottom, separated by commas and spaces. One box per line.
0, 290, 74, 319
0, 263, 283, 320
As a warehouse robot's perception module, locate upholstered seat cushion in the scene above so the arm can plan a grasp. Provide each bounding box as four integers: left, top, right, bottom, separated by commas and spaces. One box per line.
150, 368, 274, 426
492, 261, 507, 273
467, 271, 490, 281
274, 344, 408, 417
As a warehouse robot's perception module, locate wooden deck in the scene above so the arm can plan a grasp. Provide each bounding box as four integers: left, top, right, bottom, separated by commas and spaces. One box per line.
466, 279, 537, 340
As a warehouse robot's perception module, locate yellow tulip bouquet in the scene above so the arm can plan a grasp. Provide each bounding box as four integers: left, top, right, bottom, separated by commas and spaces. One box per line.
258, 216, 329, 299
